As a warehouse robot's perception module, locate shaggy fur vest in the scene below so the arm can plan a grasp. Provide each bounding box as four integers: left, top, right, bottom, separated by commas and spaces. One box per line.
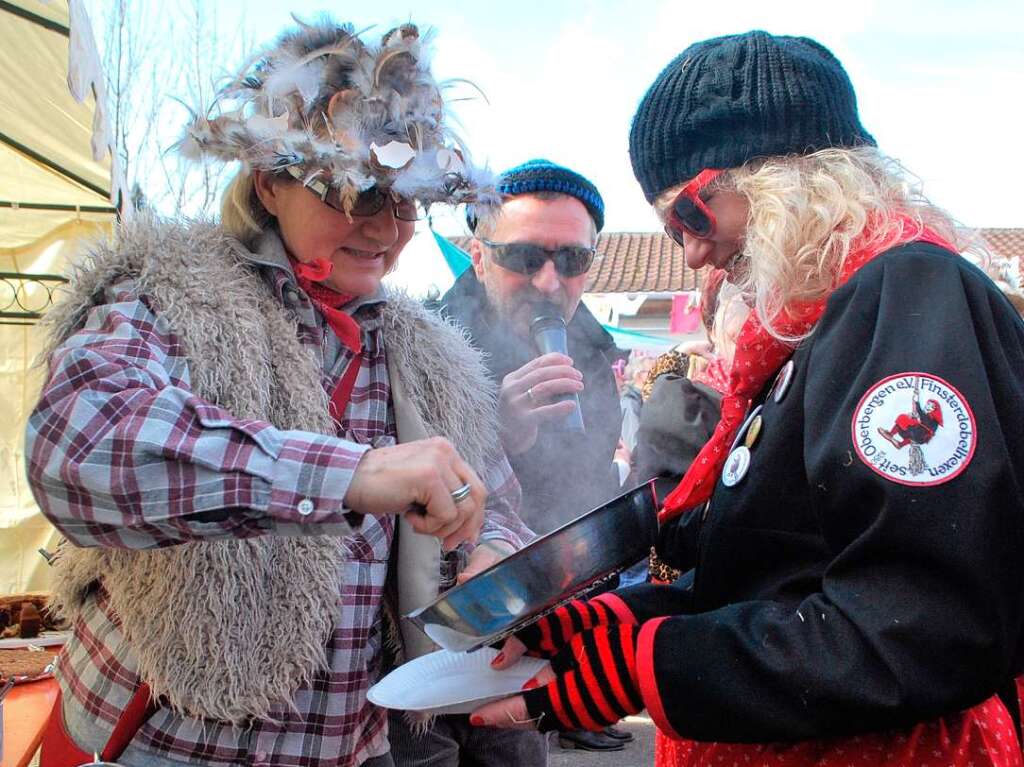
42, 217, 500, 724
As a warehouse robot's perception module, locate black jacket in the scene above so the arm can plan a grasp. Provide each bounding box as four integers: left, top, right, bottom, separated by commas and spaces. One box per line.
618, 243, 1024, 742
441, 269, 623, 534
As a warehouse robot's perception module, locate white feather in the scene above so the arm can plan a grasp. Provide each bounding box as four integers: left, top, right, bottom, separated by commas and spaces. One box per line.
262, 57, 325, 111
177, 18, 494, 209
371, 140, 416, 169
246, 110, 291, 139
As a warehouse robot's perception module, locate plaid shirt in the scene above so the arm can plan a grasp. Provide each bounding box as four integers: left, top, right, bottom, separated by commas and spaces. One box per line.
26, 237, 530, 767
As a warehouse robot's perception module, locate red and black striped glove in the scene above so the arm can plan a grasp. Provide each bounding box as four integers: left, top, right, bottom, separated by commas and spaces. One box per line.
521, 623, 643, 732
514, 594, 636, 659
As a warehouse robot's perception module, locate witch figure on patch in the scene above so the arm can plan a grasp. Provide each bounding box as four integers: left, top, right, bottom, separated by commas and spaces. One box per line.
878, 380, 943, 474
878, 387, 944, 449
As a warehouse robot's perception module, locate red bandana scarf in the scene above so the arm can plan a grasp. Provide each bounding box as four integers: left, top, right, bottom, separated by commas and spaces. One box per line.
289, 257, 362, 354
694, 357, 731, 395
660, 219, 956, 523
288, 256, 364, 421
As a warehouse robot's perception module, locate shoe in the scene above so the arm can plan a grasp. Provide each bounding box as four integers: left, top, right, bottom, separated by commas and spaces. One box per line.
602, 725, 635, 743
877, 427, 900, 448
557, 729, 625, 751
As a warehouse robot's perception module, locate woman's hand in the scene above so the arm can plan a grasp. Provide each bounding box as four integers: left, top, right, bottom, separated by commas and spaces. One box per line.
456, 540, 512, 584
343, 437, 486, 550
469, 664, 557, 730
499, 595, 629, 661
675, 339, 715, 362
472, 624, 643, 732
469, 635, 551, 730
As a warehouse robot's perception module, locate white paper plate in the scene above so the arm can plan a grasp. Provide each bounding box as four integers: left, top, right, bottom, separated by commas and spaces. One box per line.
368, 647, 548, 715
0, 631, 70, 649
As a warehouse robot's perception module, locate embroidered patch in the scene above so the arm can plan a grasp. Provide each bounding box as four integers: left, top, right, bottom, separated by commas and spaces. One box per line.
851, 373, 976, 486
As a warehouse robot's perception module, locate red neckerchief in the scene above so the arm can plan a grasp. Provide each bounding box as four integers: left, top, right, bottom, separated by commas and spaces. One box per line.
290, 257, 362, 355
694, 357, 731, 395
289, 256, 364, 422
660, 218, 956, 523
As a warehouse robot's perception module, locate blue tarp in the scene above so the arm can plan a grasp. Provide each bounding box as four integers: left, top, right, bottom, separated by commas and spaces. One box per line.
432, 230, 472, 276
604, 324, 674, 352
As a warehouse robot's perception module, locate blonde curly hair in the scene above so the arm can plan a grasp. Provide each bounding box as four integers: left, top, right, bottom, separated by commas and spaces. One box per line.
663, 147, 972, 341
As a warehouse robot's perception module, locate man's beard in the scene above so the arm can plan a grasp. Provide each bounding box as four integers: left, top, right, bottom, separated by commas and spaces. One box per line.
493, 295, 566, 339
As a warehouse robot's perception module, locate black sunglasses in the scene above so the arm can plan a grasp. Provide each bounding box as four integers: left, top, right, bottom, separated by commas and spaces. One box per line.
480, 239, 596, 278
284, 166, 423, 221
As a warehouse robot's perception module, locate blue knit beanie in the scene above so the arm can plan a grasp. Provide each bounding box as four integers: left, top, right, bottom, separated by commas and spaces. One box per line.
629, 31, 876, 202
467, 158, 605, 233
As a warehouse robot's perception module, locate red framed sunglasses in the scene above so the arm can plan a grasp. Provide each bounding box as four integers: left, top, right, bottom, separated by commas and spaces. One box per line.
664, 169, 724, 246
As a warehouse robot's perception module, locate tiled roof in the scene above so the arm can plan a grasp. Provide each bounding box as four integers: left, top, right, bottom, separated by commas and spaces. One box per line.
449, 233, 699, 294
450, 228, 1023, 294
979, 228, 1024, 263
588, 232, 696, 293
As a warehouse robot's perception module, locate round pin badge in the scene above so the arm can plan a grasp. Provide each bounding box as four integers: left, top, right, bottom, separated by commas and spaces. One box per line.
851, 372, 976, 487
721, 446, 751, 487
772, 360, 795, 403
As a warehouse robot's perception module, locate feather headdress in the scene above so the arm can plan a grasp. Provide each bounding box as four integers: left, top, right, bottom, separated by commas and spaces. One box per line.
176, 17, 497, 214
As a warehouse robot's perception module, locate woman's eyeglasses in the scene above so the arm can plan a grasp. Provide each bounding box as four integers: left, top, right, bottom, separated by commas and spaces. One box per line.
480, 239, 596, 278
284, 166, 423, 221
664, 169, 724, 245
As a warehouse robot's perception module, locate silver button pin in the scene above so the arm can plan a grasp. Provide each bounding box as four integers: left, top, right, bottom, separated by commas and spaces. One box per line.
722, 446, 751, 487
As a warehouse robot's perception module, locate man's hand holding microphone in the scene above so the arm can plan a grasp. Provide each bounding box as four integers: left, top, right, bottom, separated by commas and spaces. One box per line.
499, 303, 587, 456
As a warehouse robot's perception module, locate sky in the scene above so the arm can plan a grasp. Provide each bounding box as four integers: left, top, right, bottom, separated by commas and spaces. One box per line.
90, 0, 1024, 234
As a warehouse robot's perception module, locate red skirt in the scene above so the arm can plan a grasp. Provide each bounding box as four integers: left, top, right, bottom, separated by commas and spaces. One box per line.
654, 693, 1022, 767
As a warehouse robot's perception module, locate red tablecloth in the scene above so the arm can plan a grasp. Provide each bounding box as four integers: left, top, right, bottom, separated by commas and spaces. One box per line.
1, 677, 60, 767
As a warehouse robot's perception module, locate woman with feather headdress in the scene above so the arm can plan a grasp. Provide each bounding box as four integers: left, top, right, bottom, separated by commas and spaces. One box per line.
26, 16, 533, 767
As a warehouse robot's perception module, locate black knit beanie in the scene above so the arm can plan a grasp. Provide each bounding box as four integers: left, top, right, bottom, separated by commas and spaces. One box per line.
466, 158, 605, 233
629, 30, 876, 202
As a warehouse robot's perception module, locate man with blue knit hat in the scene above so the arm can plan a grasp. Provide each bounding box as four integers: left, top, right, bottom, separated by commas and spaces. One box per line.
444, 159, 622, 535
437, 159, 631, 753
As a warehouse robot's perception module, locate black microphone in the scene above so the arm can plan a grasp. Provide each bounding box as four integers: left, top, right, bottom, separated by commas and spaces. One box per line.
530, 303, 585, 434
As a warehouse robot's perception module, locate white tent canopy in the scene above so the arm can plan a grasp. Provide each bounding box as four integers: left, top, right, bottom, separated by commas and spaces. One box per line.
0, 0, 123, 248
1, 0, 121, 594
384, 224, 459, 299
